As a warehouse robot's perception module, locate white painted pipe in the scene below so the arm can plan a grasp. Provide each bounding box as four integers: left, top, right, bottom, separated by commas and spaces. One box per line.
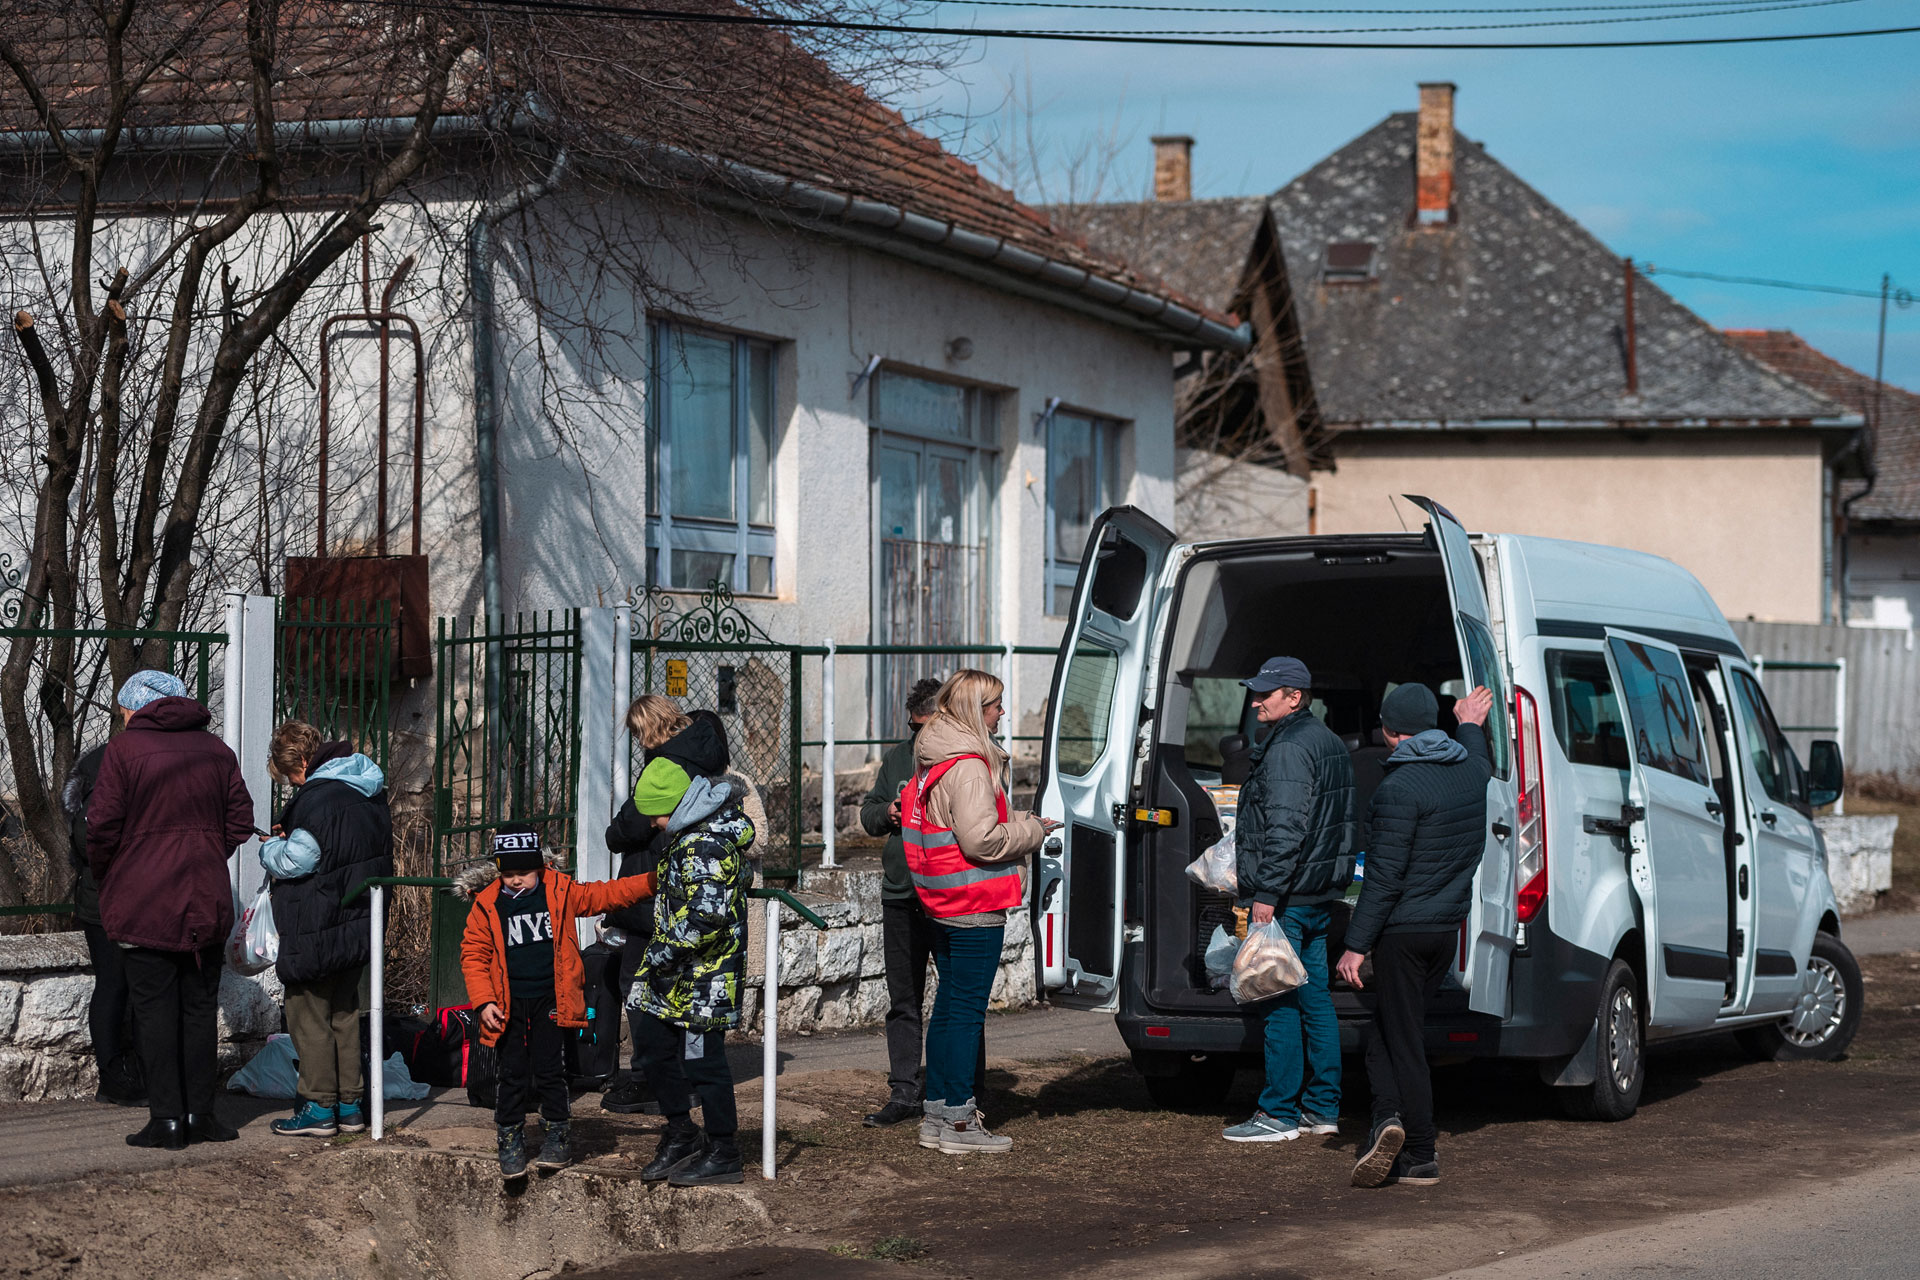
822, 639, 837, 869
1834, 656, 1848, 816
370, 884, 386, 1141
762, 895, 780, 1180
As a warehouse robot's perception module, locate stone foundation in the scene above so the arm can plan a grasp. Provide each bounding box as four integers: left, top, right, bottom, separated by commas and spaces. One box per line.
1816, 815, 1897, 915
0, 932, 280, 1102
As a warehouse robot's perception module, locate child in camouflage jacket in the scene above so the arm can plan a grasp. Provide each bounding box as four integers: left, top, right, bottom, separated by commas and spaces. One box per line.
626, 756, 755, 1187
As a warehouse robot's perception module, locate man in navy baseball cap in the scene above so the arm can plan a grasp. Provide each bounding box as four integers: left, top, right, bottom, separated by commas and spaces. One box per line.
1220, 653, 1356, 1148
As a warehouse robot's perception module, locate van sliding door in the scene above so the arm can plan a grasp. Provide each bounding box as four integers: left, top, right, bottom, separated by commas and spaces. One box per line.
1036, 507, 1174, 1012
1405, 496, 1517, 1019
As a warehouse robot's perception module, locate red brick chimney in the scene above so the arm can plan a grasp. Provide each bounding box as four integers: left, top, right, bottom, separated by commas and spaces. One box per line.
1416, 83, 1456, 225
1151, 135, 1194, 202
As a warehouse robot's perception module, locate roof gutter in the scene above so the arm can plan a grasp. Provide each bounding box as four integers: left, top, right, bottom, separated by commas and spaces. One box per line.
0, 115, 493, 156
1332, 414, 1865, 432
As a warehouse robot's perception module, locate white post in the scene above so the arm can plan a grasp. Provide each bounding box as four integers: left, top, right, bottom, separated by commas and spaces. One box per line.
573, 607, 616, 897
821, 639, 836, 869
221, 594, 276, 905
612, 604, 633, 813
1001, 641, 1015, 757
1833, 657, 1848, 816
761, 895, 780, 1180
370, 884, 386, 1141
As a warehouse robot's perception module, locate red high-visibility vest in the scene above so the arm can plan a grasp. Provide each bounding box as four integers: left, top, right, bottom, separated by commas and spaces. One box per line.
900, 755, 1023, 918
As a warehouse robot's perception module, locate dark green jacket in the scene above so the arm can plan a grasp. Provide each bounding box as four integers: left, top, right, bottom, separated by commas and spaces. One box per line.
1236, 707, 1357, 909
859, 734, 920, 900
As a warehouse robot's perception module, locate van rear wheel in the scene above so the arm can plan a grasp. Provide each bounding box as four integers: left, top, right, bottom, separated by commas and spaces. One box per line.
1735, 932, 1862, 1062
1557, 958, 1645, 1122
1141, 1056, 1238, 1112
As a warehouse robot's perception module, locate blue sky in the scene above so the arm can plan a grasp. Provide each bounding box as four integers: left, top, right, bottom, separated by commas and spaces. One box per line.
910, 2, 1920, 387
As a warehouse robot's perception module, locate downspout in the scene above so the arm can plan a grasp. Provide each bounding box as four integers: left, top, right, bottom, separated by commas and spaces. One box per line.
469, 147, 569, 620
1839, 426, 1878, 625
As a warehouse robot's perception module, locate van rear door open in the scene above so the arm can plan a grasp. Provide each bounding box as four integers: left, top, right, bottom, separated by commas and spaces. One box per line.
1404, 496, 1519, 1019
1601, 631, 1734, 1028
1036, 508, 1175, 1011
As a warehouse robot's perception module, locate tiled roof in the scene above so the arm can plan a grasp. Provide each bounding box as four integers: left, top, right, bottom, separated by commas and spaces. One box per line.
1042, 197, 1270, 314
0, 2, 1227, 334
1726, 330, 1920, 524
1268, 113, 1851, 428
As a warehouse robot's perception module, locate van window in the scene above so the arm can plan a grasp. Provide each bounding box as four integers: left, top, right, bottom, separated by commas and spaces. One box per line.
1730, 669, 1797, 805
1184, 677, 1246, 768
1545, 650, 1629, 769
1606, 638, 1710, 787
1057, 642, 1120, 776
1459, 615, 1512, 778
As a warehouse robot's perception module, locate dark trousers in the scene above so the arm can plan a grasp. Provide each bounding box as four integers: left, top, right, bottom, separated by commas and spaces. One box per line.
636, 1009, 736, 1140
881, 896, 986, 1104
495, 994, 570, 1127
81, 922, 138, 1084
614, 900, 656, 1072
123, 945, 223, 1122
1364, 930, 1456, 1163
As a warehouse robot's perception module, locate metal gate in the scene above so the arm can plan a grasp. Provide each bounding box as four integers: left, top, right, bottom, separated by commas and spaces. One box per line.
275, 597, 394, 768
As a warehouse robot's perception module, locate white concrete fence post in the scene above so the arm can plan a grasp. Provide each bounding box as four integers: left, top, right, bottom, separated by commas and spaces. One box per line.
221, 594, 276, 905
370, 885, 386, 1141
762, 893, 781, 1180
821, 639, 836, 869
1833, 656, 1848, 816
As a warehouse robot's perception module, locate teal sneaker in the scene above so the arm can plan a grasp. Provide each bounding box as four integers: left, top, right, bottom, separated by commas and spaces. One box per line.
1222, 1111, 1301, 1143
270, 1100, 339, 1139
334, 1099, 368, 1133
1300, 1112, 1340, 1136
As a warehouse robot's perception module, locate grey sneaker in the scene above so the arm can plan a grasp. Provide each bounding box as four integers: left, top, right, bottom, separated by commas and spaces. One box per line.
937, 1111, 1012, 1155
1300, 1112, 1340, 1136
1351, 1115, 1406, 1188
918, 1112, 949, 1150
1222, 1111, 1301, 1143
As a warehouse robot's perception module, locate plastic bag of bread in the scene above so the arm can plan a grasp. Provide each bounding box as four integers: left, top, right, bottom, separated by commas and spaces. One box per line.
1229, 919, 1307, 1003
1184, 831, 1237, 893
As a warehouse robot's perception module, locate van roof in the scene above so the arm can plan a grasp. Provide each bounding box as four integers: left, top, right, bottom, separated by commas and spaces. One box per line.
1502, 534, 1745, 656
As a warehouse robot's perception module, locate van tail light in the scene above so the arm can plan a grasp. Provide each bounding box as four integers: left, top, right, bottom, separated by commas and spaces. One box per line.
1513, 686, 1548, 925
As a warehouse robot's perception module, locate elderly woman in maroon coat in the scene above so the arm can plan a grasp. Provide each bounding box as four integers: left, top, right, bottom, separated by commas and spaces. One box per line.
88, 670, 256, 1150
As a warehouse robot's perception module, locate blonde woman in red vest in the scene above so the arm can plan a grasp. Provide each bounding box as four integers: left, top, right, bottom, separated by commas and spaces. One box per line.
903, 668, 1058, 1154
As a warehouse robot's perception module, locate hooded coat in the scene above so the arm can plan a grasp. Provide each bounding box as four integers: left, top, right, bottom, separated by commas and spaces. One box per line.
1344, 725, 1493, 955
87, 696, 256, 953
910, 716, 1046, 923
629, 777, 757, 1031
265, 752, 395, 985
1235, 706, 1357, 909
458, 856, 656, 1047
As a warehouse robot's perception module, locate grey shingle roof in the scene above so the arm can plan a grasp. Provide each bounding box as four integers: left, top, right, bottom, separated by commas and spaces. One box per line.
1268, 113, 1854, 428
1044, 197, 1269, 316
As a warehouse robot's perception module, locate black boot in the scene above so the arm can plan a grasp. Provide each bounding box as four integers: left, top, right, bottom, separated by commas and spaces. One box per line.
534, 1119, 572, 1171
600, 1074, 660, 1115
126, 1117, 187, 1150
186, 1112, 239, 1143
497, 1124, 529, 1180
641, 1120, 705, 1183
864, 1098, 920, 1127
668, 1136, 744, 1187
95, 1055, 148, 1107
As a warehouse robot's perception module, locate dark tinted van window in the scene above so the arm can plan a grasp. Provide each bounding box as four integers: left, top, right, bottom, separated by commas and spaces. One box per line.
1607, 637, 1711, 787
1546, 649, 1630, 769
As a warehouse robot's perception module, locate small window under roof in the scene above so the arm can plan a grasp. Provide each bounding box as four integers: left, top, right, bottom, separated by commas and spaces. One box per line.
1323, 241, 1376, 283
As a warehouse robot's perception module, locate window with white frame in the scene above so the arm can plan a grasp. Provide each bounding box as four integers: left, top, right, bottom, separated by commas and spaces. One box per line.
646, 320, 776, 593
1046, 410, 1124, 615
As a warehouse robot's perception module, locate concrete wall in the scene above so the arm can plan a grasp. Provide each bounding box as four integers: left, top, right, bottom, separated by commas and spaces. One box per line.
1845, 534, 1920, 632
1311, 431, 1830, 622
1175, 448, 1310, 542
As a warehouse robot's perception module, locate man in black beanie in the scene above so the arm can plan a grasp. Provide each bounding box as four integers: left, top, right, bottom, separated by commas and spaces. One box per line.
1337, 680, 1494, 1189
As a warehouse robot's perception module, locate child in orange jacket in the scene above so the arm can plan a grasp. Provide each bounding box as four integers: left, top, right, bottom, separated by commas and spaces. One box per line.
459, 823, 653, 1180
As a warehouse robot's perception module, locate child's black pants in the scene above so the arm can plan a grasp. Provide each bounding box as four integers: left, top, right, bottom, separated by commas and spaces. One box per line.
636, 1009, 736, 1138
495, 995, 570, 1127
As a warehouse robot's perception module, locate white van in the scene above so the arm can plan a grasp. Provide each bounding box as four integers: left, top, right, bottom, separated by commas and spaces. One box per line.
1034, 500, 1861, 1121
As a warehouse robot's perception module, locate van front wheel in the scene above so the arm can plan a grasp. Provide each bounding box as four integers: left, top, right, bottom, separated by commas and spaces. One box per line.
1557, 958, 1645, 1122
1735, 932, 1863, 1062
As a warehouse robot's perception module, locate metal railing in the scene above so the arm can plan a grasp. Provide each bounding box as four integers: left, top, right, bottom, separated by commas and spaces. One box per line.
342, 874, 826, 1181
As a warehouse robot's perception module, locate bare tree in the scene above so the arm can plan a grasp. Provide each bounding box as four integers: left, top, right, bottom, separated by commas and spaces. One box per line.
0, 0, 952, 901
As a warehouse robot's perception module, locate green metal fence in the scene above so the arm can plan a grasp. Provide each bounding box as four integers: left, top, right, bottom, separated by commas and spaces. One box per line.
276, 598, 394, 768
428, 610, 582, 1005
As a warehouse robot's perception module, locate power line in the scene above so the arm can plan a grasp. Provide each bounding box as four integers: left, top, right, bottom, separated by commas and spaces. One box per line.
1016, 0, 1870, 36
1643, 264, 1912, 304
951, 0, 1850, 13
379, 0, 1920, 49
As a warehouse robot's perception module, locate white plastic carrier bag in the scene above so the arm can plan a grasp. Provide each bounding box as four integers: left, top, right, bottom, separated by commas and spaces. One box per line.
1229, 919, 1308, 1003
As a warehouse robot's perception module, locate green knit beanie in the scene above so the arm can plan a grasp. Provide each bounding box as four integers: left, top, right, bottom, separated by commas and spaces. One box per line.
634, 757, 693, 816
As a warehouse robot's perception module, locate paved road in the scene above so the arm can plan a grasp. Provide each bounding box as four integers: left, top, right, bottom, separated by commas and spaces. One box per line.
0, 1002, 1122, 1189
1840, 910, 1920, 956
1434, 1154, 1920, 1280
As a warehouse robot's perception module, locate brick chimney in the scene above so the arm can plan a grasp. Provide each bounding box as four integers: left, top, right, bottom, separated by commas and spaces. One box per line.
1151, 135, 1194, 202
1415, 83, 1456, 225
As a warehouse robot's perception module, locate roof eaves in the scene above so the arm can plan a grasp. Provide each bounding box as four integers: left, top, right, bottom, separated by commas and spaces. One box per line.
1331, 414, 1866, 431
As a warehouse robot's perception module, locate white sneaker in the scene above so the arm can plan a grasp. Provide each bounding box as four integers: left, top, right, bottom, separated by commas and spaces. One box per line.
1222, 1111, 1302, 1142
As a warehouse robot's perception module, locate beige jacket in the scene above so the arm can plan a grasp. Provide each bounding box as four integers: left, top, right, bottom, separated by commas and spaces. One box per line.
912, 715, 1047, 867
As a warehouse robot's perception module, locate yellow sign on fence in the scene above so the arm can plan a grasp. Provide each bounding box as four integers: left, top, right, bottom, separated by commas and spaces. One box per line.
665, 659, 688, 698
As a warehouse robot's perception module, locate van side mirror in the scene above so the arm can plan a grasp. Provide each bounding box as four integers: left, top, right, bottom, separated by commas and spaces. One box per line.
1807, 739, 1844, 809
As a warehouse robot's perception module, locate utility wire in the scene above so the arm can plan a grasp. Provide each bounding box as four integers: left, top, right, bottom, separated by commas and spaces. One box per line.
1644, 264, 1913, 304
1016, 0, 1870, 36
381, 0, 1920, 48
950, 0, 1854, 12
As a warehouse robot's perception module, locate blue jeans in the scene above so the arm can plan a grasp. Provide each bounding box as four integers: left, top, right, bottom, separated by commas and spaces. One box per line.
923, 922, 1004, 1108
1255, 903, 1340, 1123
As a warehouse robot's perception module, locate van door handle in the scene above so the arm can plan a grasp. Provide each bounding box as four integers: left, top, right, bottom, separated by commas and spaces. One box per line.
1760, 810, 1778, 827
1490, 822, 1512, 840
1583, 805, 1645, 837
1705, 800, 1724, 818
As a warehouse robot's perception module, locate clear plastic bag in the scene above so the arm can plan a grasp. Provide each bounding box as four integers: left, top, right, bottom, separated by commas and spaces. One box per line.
225, 883, 279, 976
1229, 919, 1307, 1003
1184, 829, 1238, 893
1203, 924, 1238, 989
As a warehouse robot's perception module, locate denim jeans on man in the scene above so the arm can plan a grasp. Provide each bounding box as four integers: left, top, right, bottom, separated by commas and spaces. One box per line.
922, 922, 1004, 1107
1257, 903, 1340, 1122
